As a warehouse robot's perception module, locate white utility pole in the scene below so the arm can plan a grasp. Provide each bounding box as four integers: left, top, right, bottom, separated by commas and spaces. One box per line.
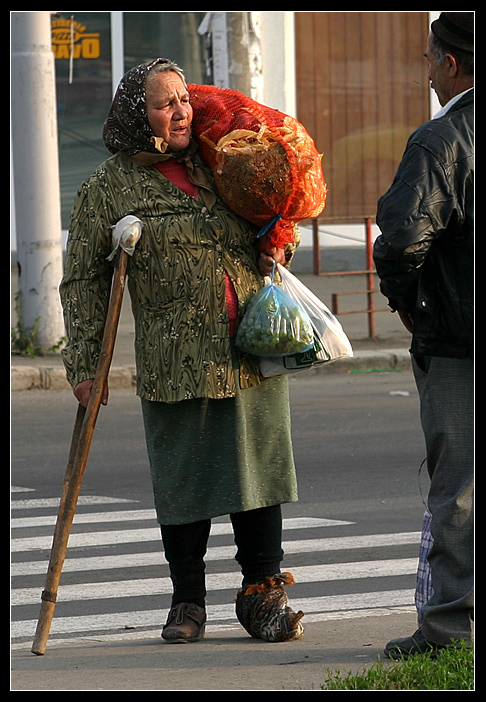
11, 11, 64, 349
198, 12, 259, 96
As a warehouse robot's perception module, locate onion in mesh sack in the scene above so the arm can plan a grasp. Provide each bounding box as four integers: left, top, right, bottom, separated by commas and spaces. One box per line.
188, 84, 327, 249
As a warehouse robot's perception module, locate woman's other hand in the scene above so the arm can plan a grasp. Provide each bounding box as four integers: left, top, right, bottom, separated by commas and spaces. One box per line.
258, 246, 286, 276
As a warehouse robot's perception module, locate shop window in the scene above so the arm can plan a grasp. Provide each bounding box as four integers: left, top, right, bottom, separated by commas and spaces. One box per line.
53, 11, 208, 229
123, 12, 208, 85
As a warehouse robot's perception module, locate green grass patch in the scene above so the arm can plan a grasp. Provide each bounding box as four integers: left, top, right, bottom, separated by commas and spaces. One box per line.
320, 640, 474, 691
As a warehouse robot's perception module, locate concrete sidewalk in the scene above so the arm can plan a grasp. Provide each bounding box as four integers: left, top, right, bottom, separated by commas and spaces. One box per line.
11, 611, 418, 691
11, 266, 412, 392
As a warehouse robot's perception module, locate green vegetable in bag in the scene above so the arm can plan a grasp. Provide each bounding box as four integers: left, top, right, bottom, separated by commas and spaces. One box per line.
236, 277, 314, 357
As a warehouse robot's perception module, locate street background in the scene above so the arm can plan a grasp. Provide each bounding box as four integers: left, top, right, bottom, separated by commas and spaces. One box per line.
10, 11, 448, 691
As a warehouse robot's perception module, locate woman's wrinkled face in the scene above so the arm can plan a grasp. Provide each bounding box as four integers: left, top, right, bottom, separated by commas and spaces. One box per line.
145, 70, 193, 151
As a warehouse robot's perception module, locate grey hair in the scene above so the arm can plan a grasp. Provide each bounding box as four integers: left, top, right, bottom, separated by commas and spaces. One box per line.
145, 58, 188, 89
430, 33, 474, 75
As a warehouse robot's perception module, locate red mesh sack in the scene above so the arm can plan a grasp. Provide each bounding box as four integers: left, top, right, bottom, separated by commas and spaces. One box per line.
188, 84, 327, 249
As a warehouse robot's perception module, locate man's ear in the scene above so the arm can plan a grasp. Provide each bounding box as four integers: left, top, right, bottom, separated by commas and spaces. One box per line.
445, 52, 459, 77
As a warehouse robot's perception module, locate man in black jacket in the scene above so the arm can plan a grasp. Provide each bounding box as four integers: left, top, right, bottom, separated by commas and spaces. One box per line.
373, 12, 474, 659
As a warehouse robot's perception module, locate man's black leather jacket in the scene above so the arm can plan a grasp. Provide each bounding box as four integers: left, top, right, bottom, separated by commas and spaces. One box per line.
374, 89, 474, 359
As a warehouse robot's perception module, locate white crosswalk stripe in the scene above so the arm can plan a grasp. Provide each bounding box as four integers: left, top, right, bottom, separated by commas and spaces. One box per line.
11, 490, 419, 649
12, 532, 421, 577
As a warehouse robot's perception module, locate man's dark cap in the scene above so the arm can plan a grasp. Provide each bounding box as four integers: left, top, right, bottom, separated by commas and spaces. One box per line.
431, 12, 474, 54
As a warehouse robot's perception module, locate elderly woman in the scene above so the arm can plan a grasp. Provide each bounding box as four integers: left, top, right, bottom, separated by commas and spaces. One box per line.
59, 58, 304, 644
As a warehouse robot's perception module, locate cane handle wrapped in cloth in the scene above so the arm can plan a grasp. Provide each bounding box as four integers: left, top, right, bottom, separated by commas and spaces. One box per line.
107, 215, 143, 260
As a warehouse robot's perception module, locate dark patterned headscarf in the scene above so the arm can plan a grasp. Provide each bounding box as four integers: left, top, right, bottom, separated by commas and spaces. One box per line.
103, 58, 180, 158
103, 58, 216, 209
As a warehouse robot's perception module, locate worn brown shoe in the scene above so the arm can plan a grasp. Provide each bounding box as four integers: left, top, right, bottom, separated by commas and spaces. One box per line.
161, 602, 206, 643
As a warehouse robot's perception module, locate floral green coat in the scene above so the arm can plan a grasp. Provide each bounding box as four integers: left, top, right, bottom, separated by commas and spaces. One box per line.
60, 151, 298, 403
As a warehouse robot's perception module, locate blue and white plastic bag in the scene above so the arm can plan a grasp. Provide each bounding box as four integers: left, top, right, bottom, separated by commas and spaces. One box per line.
236, 269, 315, 358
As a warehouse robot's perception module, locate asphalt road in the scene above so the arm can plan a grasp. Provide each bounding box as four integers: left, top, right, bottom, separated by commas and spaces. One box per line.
12, 370, 426, 519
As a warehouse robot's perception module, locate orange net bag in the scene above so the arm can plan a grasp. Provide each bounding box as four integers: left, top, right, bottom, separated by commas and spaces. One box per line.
188, 84, 327, 249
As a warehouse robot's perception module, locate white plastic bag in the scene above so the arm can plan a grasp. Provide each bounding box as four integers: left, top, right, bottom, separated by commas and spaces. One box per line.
259, 264, 353, 376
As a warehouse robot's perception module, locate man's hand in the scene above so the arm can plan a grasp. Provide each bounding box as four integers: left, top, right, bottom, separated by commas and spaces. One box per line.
74, 379, 109, 408
258, 246, 286, 276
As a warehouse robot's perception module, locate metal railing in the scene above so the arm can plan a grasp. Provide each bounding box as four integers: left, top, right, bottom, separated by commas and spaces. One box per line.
311, 217, 388, 339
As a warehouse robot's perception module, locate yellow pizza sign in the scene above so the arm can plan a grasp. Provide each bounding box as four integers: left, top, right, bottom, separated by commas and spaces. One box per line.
51, 17, 100, 60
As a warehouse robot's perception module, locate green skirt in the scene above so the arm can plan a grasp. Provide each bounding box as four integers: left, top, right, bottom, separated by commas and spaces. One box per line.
141, 372, 297, 525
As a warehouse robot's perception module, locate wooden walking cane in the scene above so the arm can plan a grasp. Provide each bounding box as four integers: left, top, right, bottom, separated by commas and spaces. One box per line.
31, 216, 142, 655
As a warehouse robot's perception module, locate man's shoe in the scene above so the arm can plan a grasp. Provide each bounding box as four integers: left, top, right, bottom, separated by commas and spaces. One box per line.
384, 629, 448, 660
235, 572, 304, 642
161, 602, 206, 643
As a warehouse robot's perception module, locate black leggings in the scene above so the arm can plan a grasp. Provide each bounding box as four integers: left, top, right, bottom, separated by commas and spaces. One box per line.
161, 505, 284, 606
